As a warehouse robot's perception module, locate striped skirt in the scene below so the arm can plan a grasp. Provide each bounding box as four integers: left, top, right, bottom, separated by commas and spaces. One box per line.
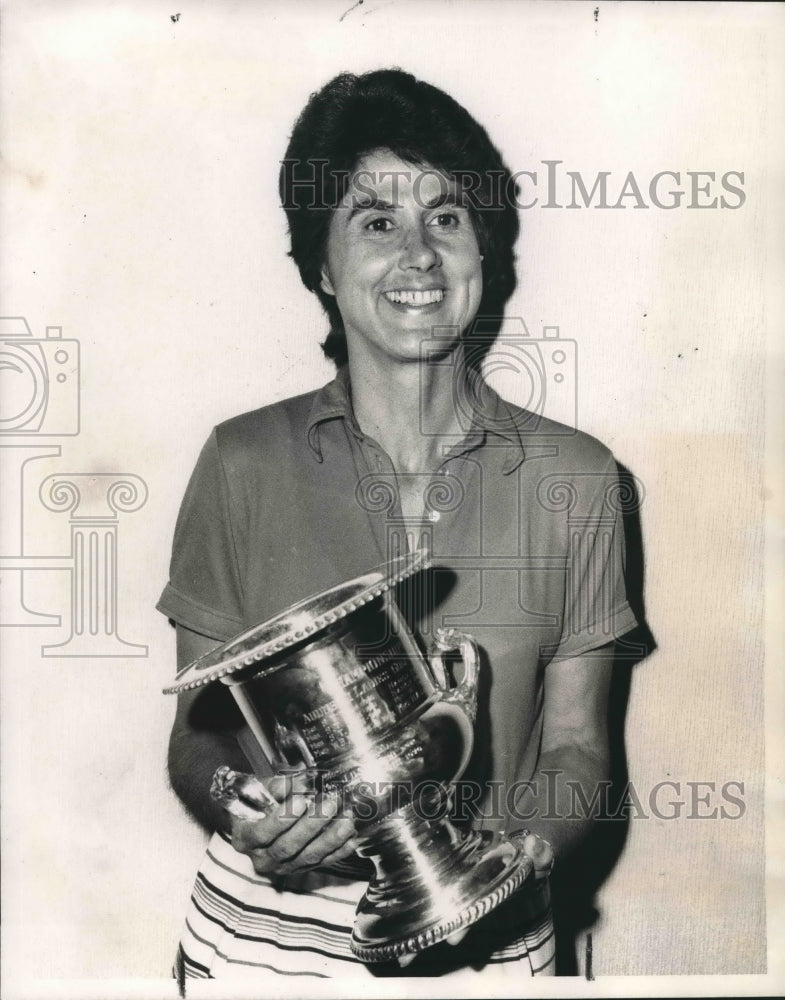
176, 831, 555, 983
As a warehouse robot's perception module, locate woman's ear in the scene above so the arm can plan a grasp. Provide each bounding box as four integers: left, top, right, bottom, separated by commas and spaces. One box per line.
320, 264, 335, 296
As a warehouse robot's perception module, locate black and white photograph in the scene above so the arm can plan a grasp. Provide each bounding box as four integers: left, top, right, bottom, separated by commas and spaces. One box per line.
1, 2, 783, 998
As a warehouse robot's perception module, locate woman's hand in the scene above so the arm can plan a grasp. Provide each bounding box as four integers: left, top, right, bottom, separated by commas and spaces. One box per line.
397, 830, 555, 967
518, 830, 555, 880
229, 772, 358, 877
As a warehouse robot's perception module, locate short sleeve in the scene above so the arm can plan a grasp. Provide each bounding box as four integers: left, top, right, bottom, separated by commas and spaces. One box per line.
156, 429, 245, 641
550, 455, 639, 660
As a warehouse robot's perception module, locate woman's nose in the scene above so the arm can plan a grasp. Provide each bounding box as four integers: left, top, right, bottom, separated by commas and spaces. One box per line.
399, 225, 440, 270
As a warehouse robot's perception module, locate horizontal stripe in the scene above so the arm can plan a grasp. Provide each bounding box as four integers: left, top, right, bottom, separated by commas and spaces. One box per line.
531, 948, 557, 974
197, 871, 355, 934
178, 946, 211, 979
181, 958, 210, 979
189, 894, 361, 964
184, 916, 339, 979
189, 884, 355, 955
487, 926, 554, 963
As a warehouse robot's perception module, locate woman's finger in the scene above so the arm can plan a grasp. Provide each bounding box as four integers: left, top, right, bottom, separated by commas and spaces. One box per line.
263, 794, 341, 861
521, 832, 554, 879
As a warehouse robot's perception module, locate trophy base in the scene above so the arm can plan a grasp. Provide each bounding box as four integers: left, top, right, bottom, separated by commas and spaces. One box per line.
350, 812, 533, 963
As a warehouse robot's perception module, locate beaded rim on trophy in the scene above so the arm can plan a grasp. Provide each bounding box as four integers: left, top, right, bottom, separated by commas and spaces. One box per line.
164, 550, 533, 961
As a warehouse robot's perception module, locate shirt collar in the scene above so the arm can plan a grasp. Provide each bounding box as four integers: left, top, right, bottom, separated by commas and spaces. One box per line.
306, 365, 526, 474
306, 367, 358, 460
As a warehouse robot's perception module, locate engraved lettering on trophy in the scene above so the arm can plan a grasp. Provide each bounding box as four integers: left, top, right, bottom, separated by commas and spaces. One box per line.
302, 702, 335, 724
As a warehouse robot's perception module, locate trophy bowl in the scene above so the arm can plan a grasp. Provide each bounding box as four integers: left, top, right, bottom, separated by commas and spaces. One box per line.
164, 551, 532, 962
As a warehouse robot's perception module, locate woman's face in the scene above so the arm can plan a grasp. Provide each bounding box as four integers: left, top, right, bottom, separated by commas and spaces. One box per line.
320, 149, 483, 367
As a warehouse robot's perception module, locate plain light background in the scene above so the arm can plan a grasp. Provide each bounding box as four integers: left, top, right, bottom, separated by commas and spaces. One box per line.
1, 1, 783, 997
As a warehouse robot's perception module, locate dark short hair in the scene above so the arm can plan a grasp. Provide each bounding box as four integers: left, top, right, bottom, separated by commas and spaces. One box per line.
279, 68, 519, 368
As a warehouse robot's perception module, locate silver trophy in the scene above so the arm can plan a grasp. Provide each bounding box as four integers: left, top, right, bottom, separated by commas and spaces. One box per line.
164, 552, 532, 962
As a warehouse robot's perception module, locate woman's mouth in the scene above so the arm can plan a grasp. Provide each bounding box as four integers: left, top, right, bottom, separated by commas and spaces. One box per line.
383, 289, 445, 307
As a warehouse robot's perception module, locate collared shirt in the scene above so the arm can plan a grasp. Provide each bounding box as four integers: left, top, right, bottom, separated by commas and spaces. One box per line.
306, 365, 526, 475
158, 369, 637, 830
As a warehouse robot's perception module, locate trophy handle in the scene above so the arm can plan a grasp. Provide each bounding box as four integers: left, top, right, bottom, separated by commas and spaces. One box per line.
429, 627, 480, 724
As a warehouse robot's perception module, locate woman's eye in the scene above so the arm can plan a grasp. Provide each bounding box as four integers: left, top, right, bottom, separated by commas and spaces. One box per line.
365, 217, 394, 233
429, 211, 460, 229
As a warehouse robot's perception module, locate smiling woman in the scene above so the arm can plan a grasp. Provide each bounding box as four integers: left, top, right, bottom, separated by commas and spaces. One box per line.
279, 69, 519, 370
319, 150, 483, 368
159, 67, 639, 984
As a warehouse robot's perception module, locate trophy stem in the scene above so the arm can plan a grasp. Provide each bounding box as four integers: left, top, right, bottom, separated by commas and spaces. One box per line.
350, 790, 532, 962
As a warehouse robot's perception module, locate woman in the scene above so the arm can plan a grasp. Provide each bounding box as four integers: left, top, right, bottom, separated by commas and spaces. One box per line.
159, 68, 638, 982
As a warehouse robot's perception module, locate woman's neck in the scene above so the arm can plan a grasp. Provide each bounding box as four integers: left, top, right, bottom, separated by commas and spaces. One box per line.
347, 346, 471, 474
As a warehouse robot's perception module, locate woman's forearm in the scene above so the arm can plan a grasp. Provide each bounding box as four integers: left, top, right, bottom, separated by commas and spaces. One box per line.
168, 727, 249, 833
512, 745, 610, 862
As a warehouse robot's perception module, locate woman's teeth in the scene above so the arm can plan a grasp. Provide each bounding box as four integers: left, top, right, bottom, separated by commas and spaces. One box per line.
384, 289, 444, 306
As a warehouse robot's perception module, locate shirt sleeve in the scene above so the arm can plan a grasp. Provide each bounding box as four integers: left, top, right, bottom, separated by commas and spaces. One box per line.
156, 429, 245, 641
550, 454, 639, 660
